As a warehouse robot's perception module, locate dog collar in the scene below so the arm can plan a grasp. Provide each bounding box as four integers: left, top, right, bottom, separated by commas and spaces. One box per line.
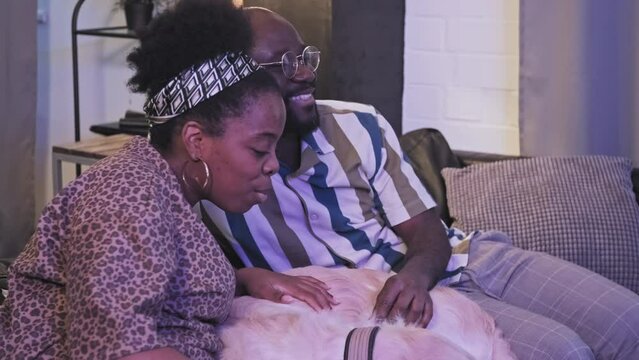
343, 326, 381, 360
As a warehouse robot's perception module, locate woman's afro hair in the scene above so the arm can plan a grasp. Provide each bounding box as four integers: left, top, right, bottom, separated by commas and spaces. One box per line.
127, 0, 252, 96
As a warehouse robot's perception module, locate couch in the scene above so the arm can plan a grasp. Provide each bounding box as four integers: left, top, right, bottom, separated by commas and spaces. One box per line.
0, 258, 10, 304
2, 128, 638, 304
400, 128, 639, 294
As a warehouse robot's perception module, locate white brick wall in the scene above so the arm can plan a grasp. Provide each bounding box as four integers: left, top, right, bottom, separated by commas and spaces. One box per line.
403, 0, 520, 155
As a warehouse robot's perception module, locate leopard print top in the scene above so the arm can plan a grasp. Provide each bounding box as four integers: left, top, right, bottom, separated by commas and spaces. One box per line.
0, 136, 235, 359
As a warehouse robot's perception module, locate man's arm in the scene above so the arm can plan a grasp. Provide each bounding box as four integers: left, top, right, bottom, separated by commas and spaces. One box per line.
373, 207, 451, 327
393, 207, 451, 289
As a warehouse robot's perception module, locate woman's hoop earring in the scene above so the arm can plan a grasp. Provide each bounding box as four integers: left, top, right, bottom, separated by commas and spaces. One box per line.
181, 158, 211, 192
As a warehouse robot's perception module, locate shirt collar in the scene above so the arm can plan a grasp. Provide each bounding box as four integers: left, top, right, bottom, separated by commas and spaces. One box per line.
280, 127, 335, 178
302, 126, 335, 155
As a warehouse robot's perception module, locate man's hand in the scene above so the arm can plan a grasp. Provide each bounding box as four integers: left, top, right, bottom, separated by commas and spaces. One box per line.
372, 266, 435, 327
236, 267, 337, 311
372, 208, 451, 327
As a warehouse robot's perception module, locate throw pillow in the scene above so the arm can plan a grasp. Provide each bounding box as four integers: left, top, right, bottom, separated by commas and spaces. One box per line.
441, 156, 639, 293
399, 128, 464, 226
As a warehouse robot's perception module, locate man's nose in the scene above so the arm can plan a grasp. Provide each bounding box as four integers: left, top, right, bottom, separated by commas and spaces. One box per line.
292, 60, 316, 81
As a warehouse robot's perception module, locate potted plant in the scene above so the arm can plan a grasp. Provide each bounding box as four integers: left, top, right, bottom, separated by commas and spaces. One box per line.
115, 0, 173, 33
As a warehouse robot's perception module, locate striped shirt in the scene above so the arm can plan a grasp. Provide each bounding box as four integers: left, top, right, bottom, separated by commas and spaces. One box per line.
201, 100, 469, 283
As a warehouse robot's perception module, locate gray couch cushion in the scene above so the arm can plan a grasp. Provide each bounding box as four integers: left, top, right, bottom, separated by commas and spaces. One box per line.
442, 156, 639, 293
0, 261, 8, 305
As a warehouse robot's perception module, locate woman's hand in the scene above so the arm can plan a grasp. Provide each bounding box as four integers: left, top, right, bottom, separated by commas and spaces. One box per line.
236, 267, 337, 311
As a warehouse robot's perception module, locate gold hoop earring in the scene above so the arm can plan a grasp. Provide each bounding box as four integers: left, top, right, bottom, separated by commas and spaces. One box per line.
181, 158, 211, 192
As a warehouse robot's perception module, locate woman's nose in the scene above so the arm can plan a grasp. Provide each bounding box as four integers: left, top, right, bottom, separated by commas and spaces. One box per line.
263, 152, 280, 176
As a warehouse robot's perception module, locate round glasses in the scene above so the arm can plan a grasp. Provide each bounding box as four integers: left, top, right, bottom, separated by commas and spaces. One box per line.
259, 46, 321, 79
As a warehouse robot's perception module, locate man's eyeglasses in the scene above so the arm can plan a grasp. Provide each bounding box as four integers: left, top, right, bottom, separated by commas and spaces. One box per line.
259, 46, 321, 79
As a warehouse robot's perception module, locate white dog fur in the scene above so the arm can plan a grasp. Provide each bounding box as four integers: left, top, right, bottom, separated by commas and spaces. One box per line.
219, 266, 515, 360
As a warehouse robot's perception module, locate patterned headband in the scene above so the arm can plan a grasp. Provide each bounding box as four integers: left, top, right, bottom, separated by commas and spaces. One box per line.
144, 52, 261, 124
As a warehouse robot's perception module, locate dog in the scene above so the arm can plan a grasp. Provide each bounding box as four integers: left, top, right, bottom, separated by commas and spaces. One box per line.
219, 266, 515, 360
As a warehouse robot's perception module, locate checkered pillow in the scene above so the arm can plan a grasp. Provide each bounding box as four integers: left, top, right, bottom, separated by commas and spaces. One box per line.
442, 156, 639, 293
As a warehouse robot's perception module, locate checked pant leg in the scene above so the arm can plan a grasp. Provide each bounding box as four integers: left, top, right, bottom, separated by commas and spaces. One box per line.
454, 286, 594, 360
457, 232, 639, 360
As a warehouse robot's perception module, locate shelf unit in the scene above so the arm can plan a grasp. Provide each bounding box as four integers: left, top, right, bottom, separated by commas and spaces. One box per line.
71, 0, 138, 174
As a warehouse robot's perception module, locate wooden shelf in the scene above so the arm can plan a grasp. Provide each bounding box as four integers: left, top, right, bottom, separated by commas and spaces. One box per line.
52, 134, 134, 193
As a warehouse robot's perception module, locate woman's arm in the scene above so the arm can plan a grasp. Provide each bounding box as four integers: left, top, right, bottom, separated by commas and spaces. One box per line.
118, 348, 189, 360
235, 267, 337, 311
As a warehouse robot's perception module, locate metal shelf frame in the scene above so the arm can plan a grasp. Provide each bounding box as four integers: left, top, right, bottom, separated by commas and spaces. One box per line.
70, 0, 137, 174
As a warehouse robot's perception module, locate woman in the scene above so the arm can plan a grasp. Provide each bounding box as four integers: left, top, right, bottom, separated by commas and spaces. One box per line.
0, 1, 332, 359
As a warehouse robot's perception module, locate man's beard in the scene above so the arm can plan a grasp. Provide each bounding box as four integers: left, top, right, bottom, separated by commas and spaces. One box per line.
284, 103, 320, 136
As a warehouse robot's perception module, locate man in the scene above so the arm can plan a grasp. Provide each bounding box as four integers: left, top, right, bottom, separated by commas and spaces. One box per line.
201, 6, 639, 359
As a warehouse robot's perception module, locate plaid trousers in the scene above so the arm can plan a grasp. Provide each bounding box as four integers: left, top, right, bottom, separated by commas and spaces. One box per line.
451, 231, 639, 360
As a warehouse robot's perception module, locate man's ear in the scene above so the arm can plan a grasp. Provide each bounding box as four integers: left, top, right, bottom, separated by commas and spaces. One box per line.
181, 120, 206, 160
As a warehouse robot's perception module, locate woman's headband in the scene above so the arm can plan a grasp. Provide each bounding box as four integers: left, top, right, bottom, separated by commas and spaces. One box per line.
143, 52, 261, 124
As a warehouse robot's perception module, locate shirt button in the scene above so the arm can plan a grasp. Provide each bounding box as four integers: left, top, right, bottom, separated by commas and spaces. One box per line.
310, 213, 318, 221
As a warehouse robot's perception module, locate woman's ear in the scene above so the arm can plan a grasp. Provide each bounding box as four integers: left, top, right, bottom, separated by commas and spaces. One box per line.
181, 120, 206, 160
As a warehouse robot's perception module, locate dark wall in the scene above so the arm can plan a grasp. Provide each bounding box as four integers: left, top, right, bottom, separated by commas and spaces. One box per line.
243, 0, 333, 100
331, 1, 404, 134
243, 0, 405, 134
